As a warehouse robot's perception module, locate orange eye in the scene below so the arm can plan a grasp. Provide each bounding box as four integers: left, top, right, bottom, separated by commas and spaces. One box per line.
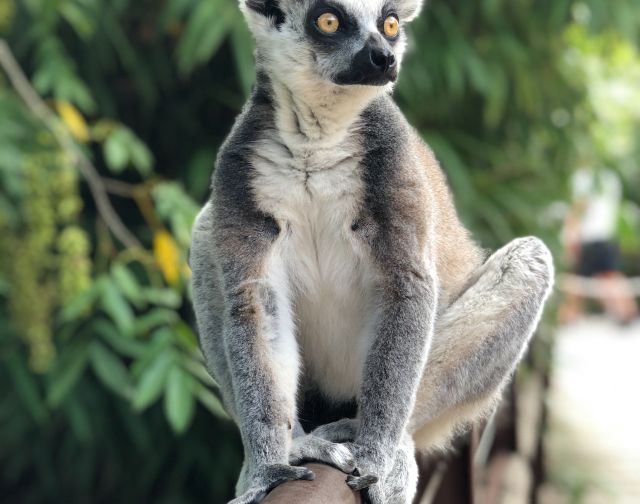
383, 16, 399, 38
317, 12, 340, 34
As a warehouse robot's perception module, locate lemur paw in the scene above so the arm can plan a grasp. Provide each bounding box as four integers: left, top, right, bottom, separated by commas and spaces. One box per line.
343, 443, 393, 503
363, 484, 386, 504
228, 487, 268, 504
290, 435, 357, 473
229, 465, 314, 504
347, 471, 387, 504
345, 472, 379, 491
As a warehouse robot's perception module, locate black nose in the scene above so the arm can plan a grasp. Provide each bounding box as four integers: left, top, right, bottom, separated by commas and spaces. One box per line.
370, 47, 396, 73
333, 35, 399, 86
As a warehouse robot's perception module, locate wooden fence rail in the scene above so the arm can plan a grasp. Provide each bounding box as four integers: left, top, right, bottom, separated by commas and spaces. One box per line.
263, 464, 362, 503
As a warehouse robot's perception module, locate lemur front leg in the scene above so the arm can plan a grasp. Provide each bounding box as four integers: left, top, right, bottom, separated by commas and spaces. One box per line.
362, 238, 551, 504
409, 237, 554, 447
191, 204, 310, 504
347, 254, 437, 503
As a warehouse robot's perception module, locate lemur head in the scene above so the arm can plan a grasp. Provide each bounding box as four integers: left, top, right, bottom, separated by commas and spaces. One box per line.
240, 0, 424, 89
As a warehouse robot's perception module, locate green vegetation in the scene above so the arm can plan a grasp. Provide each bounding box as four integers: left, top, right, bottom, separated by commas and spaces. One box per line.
0, 1, 638, 502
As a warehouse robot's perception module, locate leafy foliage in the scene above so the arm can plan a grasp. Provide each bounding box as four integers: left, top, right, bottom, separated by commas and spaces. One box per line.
0, 0, 639, 502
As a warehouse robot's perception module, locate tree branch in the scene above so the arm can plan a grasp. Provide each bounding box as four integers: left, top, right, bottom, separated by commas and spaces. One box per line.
102, 177, 137, 198
0, 39, 142, 249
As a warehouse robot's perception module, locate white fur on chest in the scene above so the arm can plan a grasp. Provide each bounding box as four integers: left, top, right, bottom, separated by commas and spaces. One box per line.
251, 133, 379, 401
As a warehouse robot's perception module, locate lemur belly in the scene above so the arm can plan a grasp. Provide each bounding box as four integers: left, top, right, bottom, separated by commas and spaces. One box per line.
287, 195, 377, 401
251, 136, 378, 401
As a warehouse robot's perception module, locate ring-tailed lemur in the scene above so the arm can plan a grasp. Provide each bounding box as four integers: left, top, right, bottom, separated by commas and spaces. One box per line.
190, 1, 554, 503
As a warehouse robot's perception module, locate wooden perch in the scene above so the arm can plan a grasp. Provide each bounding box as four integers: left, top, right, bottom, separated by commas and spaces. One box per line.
262, 464, 362, 504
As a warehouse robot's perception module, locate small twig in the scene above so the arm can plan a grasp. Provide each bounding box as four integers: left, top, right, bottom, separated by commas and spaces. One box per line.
102, 177, 138, 198
116, 247, 164, 288
0, 39, 142, 249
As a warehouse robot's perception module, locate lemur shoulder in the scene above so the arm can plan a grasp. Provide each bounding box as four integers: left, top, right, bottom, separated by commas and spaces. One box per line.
190, 1, 554, 503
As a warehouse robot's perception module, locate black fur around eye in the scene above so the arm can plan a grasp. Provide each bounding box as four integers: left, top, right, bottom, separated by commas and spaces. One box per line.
306, 1, 356, 41
246, 0, 286, 27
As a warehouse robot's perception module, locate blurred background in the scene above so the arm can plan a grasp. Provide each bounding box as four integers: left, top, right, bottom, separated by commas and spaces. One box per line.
0, 1, 639, 503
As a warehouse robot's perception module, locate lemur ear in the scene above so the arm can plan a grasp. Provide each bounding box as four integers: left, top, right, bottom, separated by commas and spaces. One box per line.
241, 0, 286, 28
398, 0, 425, 23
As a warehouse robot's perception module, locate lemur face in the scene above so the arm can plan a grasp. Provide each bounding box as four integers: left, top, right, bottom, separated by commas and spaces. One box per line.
241, 0, 424, 88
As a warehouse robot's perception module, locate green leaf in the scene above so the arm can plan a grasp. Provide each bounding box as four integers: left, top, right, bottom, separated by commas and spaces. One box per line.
185, 149, 216, 201
193, 381, 228, 420
103, 129, 129, 173
129, 138, 154, 176
59, 2, 96, 39
64, 397, 93, 442
94, 319, 147, 359
111, 263, 144, 307
47, 345, 89, 408
230, 20, 255, 97
58, 282, 100, 323
6, 352, 48, 423
180, 353, 217, 387
130, 327, 174, 377
0, 278, 9, 297
141, 288, 182, 309
101, 6, 158, 108
89, 341, 132, 399
176, 0, 233, 75
151, 181, 200, 247
160, 0, 196, 28
174, 321, 198, 350
132, 351, 173, 412
100, 279, 135, 335
132, 308, 178, 336
164, 366, 196, 434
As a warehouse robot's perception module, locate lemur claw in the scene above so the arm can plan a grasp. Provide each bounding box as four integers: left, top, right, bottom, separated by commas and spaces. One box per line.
346, 473, 379, 491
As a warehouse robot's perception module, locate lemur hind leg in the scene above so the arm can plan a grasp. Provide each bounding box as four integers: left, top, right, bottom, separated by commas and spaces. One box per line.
191, 206, 310, 504
410, 236, 554, 449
